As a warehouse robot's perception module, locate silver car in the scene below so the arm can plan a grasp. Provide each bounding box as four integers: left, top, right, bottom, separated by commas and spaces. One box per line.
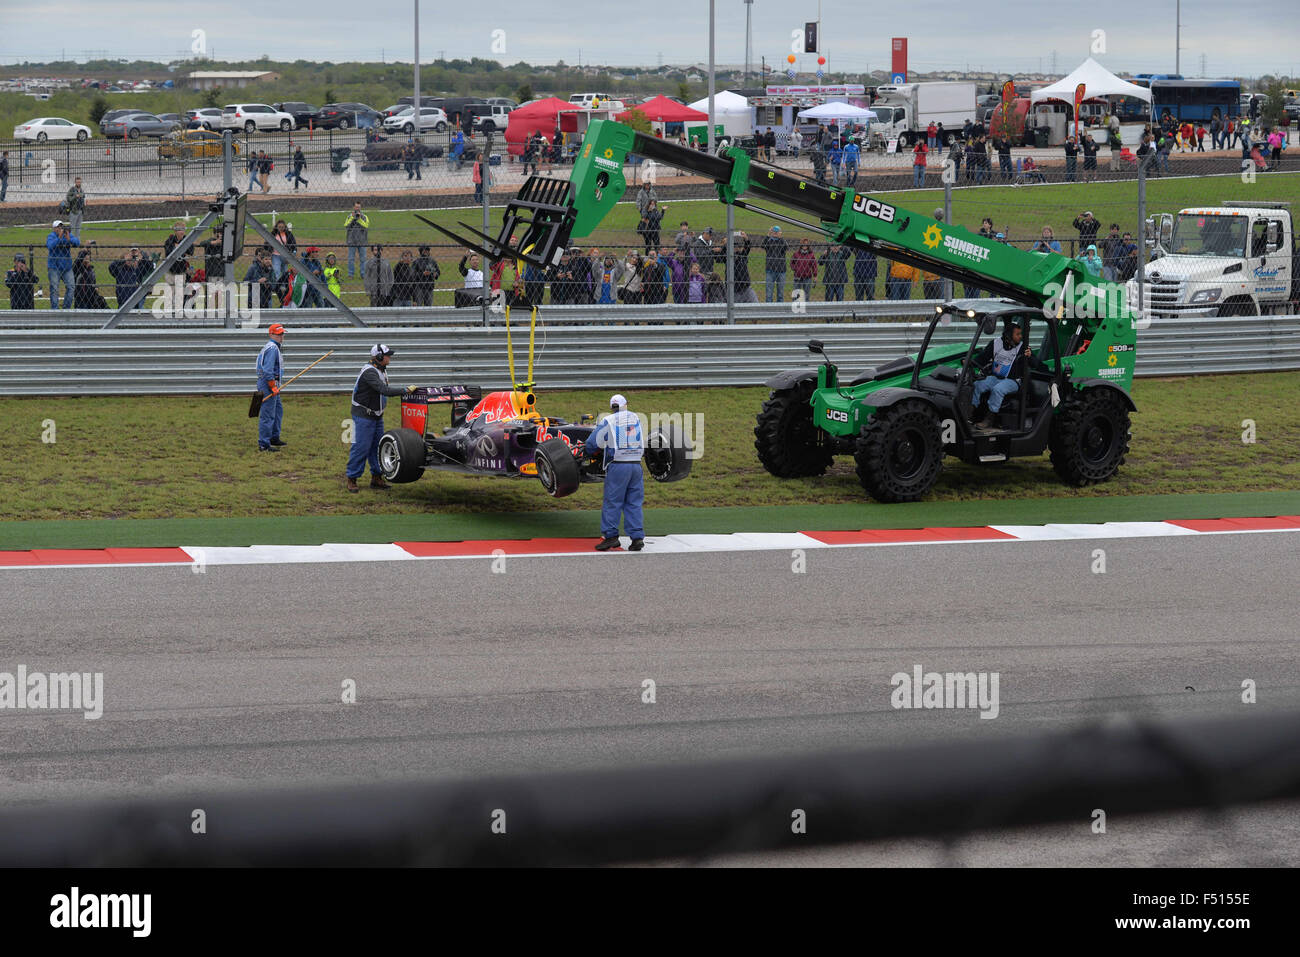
105, 113, 180, 140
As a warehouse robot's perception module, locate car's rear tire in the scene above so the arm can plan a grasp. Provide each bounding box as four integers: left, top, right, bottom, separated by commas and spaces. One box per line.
1049, 388, 1131, 486
645, 423, 693, 483
378, 428, 426, 483
338, 117, 351, 130
244, 121, 256, 134
534, 438, 581, 498
36, 132, 48, 142
754, 384, 834, 478
202, 122, 213, 130
854, 399, 944, 503
76, 130, 88, 141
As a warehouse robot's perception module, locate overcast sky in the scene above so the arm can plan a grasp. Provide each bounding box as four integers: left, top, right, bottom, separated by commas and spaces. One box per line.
1, 0, 1295, 79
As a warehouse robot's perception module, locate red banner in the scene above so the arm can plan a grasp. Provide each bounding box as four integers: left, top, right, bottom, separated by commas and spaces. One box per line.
1001, 79, 1016, 104
1074, 82, 1086, 137
891, 38, 907, 77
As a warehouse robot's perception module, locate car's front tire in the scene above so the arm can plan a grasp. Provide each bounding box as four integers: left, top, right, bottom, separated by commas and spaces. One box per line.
76, 129, 88, 141
645, 423, 692, 482
534, 438, 581, 497
435, 122, 447, 133
279, 119, 291, 131
378, 428, 426, 483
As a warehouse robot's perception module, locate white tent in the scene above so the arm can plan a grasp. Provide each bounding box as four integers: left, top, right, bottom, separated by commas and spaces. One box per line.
797, 101, 877, 121
687, 90, 752, 137
1031, 58, 1152, 107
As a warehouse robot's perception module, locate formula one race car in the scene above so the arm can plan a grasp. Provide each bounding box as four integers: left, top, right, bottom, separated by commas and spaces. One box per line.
377, 386, 692, 496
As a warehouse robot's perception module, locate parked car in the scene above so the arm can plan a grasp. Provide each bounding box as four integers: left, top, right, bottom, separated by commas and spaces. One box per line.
104, 112, 180, 139
13, 117, 93, 142
156, 113, 183, 126
383, 106, 449, 134
313, 102, 383, 130
185, 108, 224, 130
465, 103, 511, 132
158, 128, 239, 160
273, 101, 319, 129
220, 103, 295, 133
98, 108, 135, 134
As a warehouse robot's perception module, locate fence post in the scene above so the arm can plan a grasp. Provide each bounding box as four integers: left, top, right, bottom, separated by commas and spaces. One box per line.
725, 203, 735, 324
481, 132, 492, 328
223, 130, 235, 330
942, 178, 953, 300
1136, 156, 1146, 318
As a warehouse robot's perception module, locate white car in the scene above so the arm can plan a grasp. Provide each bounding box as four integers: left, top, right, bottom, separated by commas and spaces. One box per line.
383, 107, 448, 134
220, 103, 295, 133
13, 117, 92, 142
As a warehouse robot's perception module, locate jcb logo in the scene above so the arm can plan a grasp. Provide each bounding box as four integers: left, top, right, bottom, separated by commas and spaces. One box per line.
825, 408, 849, 423
851, 195, 896, 223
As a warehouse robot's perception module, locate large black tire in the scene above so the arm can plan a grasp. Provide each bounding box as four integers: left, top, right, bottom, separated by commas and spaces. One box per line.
645, 423, 692, 483
854, 399, 944, 503
754, 385, 833, 478
534, 438, 580, 498
1049, 388, 1131, 486
377, 427, 426, 483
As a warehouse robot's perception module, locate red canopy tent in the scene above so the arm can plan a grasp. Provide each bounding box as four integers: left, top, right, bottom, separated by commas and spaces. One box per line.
616, 95, 708, 125
504, 97, 580, 156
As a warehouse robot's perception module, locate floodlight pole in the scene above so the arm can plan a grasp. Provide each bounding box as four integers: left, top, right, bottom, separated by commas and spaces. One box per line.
708, 0, 715, 154
222, 129, 235, 327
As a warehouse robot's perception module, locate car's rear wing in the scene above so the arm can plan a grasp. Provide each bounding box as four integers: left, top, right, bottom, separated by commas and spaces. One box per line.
401, 385, 482, 436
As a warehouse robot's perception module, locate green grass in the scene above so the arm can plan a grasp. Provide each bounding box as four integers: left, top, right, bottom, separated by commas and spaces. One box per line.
4, 492, 1300, 550
1, 374, 1296, 531
3, 171, 1297, 307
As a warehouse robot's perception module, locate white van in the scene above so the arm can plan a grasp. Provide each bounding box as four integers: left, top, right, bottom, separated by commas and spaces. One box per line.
568, 93, 625, 110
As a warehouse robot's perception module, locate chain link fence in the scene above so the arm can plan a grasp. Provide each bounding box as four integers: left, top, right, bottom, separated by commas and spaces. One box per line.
3, 126, 1296, 315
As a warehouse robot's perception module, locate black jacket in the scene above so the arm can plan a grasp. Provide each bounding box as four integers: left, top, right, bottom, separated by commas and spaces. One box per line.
4, 266, 36, 309
1073, 216, 1100, 245
73, 254, 108, 309
351, 363, 407, 419
976, 337, 1046, 379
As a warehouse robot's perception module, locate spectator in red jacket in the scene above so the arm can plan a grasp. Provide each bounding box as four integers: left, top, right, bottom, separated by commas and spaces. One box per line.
791, 239, 818, 302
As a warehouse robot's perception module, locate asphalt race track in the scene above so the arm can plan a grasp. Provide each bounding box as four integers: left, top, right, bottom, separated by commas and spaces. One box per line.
1, 531, 1297, 865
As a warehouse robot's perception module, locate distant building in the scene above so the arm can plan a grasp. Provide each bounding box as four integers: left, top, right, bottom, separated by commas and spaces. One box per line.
187, 70, 280, 91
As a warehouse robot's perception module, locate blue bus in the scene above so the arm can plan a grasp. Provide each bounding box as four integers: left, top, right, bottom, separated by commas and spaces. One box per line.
1130, 76, 1242, 125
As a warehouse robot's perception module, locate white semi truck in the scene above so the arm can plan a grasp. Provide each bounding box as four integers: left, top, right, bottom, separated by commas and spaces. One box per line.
1130, 201, 1298, 318
868, 82, 978, 147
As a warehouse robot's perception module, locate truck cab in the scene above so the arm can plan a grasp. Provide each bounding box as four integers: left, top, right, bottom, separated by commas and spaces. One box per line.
1131, 202, 1297, 318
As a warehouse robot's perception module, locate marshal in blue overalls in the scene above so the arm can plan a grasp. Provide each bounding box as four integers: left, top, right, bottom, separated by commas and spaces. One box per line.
584, 394, 645, 551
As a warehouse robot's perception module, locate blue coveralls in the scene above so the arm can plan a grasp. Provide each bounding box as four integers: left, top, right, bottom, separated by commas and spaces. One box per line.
255, 339, 283, 448
584, 409, 645, 540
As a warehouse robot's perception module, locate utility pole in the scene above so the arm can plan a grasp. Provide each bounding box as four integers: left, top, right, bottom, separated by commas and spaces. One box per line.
413, 1, 420, 127
744, 0, 753, 85
708, 0, 715, 154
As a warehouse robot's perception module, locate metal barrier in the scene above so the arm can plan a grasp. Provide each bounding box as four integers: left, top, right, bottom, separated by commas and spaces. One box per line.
0, 314, 1297, 395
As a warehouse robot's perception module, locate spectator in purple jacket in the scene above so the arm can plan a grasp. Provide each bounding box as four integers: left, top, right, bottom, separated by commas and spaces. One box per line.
668, 247, 693, 303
